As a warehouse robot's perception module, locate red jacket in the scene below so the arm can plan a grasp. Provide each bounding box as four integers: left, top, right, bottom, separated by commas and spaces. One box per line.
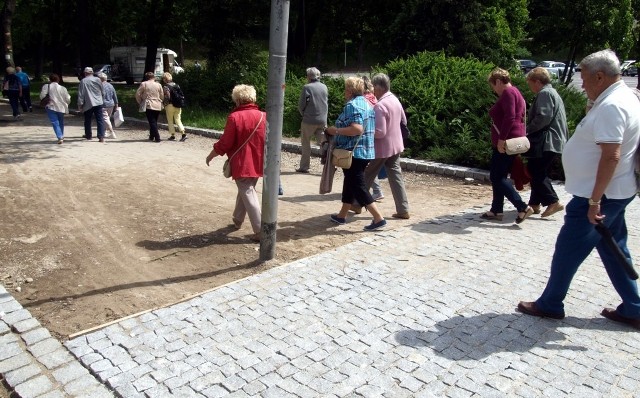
214, 104, 266, 179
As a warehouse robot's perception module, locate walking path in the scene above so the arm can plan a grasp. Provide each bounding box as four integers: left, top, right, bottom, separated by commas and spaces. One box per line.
2, 110, 640, 397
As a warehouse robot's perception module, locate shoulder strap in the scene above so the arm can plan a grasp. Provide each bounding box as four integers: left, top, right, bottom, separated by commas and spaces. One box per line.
228, 112, 264, 161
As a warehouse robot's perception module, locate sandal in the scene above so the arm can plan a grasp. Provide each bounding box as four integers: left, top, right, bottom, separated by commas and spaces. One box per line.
515, 206, 534, 224
480, 211, 503, 221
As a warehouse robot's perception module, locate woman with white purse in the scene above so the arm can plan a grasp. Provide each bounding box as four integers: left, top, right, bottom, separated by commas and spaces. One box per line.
481, 68, 533, 224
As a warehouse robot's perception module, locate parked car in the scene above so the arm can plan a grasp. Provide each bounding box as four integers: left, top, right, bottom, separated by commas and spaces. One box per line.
626, 64, 638, 77
621, 60, 636, 76
516, 59, 537, 73
93, 64, 112, 81
538, 61, 570, 79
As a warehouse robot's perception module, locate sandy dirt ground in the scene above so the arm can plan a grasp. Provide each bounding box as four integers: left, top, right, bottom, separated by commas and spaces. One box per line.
0, 101, 494, 344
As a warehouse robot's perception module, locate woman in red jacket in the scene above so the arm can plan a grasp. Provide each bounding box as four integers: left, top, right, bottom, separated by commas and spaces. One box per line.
206, 85, 266, 242
481, 68, 533, 224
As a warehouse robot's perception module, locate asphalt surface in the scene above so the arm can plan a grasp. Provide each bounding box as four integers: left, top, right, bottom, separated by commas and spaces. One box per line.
2, 102, 640, 397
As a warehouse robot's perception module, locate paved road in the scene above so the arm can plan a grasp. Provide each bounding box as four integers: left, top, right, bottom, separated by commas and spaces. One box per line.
567, 72, 638, 91
3, 171, 640, 397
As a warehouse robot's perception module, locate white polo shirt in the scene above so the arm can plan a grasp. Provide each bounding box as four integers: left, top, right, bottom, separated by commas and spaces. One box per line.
562, 81, 640, 199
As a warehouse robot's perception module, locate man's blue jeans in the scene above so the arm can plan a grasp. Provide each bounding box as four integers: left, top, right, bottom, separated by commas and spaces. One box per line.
84, 105, 105, 139
46, 108, 65, 139
536, 195, 640, 318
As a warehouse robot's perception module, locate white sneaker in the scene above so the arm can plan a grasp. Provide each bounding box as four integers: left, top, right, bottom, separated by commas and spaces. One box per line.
372, 192, 385, 201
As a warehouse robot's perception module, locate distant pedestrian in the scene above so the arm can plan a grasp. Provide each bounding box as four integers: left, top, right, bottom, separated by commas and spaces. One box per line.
161, 72, 187, 142
98, 73, 118, 139
481, 68, 532, 224
3, 67, 22, 119
77, 67, 105, 142
205, 84, 266, 242
297, 67, 328, 173
136, 72, 164, 142
15, 66, 32, 112
524, 67, 568, 218
518, 49, 640, 330
40, 74, 71, 144
194, 61, 202, 71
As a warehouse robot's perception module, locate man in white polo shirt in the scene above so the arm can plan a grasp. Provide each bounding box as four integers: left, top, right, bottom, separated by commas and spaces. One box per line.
518, 49, 640, 330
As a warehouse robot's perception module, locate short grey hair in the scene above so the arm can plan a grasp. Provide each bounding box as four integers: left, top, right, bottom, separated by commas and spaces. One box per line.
579, 49, 621, 76
371, 73, 390, 92
98, 73, 108, 81
306, 67, 321, 80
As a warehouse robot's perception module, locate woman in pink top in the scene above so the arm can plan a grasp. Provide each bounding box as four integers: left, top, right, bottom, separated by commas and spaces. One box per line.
481, 68, 533, 224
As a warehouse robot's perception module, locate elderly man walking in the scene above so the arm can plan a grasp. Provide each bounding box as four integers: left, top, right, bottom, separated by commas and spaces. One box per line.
360, 73, 410, 219
297, 67, 328, 173
77, 67, 105, 142
518, 49, 640, 330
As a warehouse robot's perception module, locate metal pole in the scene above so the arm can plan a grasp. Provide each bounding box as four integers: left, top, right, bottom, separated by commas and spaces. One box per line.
260, 0, 290, 261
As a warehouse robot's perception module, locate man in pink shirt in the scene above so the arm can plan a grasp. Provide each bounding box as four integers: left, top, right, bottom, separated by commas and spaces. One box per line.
363, 73, 410, 219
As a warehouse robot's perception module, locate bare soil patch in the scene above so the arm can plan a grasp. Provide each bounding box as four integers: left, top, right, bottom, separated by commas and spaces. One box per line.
0, 102, 492, 341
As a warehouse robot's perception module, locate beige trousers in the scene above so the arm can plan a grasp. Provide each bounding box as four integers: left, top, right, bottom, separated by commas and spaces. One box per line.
232, 177, 261, 234
299, 122, 325, 171
165, 104, 185, 136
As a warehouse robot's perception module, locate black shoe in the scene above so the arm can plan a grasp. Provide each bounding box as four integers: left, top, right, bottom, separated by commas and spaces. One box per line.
148, 136, 154, 141
154, 139, 161, 142
295, 168, 310, 173
168, 136, 176, 141
180, 134, 187, 142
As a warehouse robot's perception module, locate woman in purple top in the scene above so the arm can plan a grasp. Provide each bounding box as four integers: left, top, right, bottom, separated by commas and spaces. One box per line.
481, 68, 533, 224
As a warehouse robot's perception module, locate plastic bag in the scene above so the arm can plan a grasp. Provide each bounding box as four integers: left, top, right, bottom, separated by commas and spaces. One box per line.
113, 107, 124, 127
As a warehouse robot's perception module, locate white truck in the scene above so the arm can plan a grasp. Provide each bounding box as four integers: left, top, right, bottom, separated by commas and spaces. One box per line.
109, 47, 184, 84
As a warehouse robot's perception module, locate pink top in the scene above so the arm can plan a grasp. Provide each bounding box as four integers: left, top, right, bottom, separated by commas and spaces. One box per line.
489, 85, 526, 147
364, 92, 377, 107
373, 92, 406, 158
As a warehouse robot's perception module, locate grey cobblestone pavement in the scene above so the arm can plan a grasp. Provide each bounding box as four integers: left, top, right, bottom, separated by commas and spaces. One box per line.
3, 178, 640, 396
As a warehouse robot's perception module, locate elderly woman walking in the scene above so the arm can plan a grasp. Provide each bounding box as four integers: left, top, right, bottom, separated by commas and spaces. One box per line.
324, 76, 386, 231
524, 67, 568, 218
98, 72, 118, 139
40, 74, 71, 144
481, 68, 533, 224
205, 85, 266, 242
135, 72, 164, 142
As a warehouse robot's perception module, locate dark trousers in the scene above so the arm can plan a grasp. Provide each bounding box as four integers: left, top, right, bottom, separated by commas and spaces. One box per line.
145, 109, 161, 141
19, 86, 32, 111
341, 157, 373, 207
7, 91, 20, 116
527, 151, 559, 207
489, 148, 527, 214
84, 105, 105, 139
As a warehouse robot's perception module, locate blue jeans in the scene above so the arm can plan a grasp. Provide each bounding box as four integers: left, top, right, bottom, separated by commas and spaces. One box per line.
536, 195, 640, 318
489, 148, 527, 213
84, 105, 105, 139
46, 108, 65, 139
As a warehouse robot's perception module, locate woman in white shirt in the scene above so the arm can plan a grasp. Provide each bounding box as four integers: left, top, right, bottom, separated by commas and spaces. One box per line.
40, 74, 71, 144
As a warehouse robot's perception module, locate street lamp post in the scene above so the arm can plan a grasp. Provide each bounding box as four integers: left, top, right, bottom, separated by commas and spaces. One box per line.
343, 39, 352, 68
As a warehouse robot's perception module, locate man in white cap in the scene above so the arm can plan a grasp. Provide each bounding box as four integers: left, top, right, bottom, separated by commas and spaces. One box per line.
77, 67, 105, 142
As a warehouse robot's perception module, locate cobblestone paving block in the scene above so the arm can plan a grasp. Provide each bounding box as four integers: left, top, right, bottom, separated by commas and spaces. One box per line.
1, 309, 31, 326
36, 391, 66, 398
13, 374, 53, 398
0, 342, 22, 361
0, 321, 9, 334
4, 363, 41, 386
21, 327, 51, 346
38, 347, 74, 370
11, 317, 40, 334
28, 337, 62, 359
51, 360, 91, 385
0, 352, 32, 374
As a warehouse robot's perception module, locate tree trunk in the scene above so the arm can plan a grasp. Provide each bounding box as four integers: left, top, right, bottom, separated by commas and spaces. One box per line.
1, 0, 17, 68
144, 0, 175, 74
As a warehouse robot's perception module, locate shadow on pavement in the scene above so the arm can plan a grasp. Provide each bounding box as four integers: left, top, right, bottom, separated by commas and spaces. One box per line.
392, 312, 630, 360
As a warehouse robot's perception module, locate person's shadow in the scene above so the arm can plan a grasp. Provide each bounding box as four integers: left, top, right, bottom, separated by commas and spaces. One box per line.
393, 312, 625, 360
